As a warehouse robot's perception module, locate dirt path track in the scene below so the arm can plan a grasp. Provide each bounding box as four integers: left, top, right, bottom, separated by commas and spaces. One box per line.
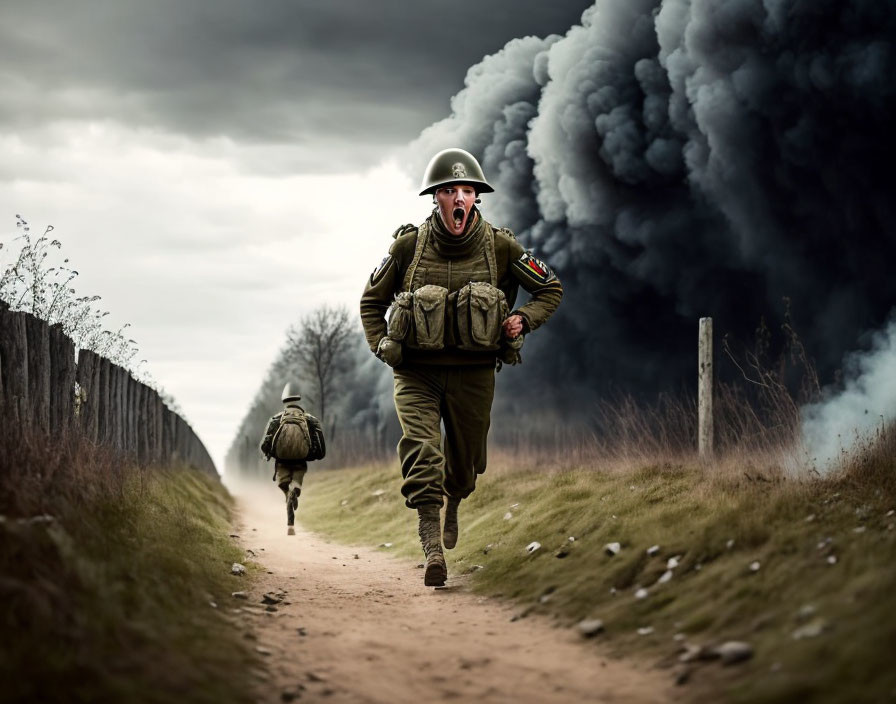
231, 487, 675, 703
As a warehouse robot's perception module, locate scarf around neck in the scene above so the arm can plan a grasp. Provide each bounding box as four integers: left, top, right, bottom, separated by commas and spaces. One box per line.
429, 207, 485, 259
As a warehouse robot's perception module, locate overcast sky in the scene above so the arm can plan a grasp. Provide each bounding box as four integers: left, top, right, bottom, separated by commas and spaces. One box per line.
0, 0, 592, 471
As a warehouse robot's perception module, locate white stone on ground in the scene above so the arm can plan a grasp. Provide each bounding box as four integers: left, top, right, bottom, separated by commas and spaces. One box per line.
792, 619, 827, 640
577, 619, 604, 637
714, 641, 753, 664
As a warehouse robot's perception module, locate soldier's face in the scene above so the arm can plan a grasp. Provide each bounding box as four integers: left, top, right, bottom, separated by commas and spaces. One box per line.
435, 184, 476, 236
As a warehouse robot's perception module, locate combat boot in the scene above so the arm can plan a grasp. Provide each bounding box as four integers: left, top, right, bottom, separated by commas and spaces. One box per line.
443, 496, 460, 549
417, 505, 447, 587
286, 487, 300, 527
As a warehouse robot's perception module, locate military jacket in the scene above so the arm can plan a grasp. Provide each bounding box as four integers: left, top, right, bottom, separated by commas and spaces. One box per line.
360, 211, 563, 366
260, 406, 326, 462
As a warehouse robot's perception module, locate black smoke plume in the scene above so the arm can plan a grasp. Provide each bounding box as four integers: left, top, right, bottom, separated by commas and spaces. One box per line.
409, 0, 896, 406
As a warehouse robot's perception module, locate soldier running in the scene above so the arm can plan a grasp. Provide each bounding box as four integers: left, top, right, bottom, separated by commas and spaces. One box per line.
259, 383, 326, 529
360, 148, 562, 586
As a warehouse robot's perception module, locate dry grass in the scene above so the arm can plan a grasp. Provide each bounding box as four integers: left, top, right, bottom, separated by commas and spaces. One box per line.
0, 425, 257, 704
486, 311, 824, 480
487, 378, 805, 486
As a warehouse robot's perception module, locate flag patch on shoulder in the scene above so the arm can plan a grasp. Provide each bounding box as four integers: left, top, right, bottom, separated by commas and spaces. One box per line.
513, 252, 556, 284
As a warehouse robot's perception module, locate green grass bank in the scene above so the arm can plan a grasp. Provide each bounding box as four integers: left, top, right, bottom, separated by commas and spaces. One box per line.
300, 452, 896, 704
0, 441, 257, 704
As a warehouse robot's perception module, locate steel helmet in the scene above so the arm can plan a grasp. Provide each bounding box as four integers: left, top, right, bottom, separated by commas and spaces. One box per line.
281, 382, 302, 403
419, 148, 494, 196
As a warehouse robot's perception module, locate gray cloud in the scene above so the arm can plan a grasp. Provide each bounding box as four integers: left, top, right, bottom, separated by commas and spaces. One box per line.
1, 0, 592, 169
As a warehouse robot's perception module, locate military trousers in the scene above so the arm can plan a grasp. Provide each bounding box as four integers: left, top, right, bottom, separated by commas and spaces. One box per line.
274, 460, 307, 495
393, 363, 495, 508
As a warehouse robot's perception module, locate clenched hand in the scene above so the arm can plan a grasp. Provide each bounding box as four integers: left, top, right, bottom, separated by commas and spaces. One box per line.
502, 314, 523, 339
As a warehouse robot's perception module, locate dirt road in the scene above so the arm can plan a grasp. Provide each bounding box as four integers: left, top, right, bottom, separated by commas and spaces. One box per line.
229, 486, 675, 703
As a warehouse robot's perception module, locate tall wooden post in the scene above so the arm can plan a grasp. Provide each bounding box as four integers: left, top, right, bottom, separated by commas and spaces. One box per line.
77, 350, 101, 443
2, 308, 29, 427
698, 317, 713, 460
25, 314, 51, 432
48, 324, 75, 432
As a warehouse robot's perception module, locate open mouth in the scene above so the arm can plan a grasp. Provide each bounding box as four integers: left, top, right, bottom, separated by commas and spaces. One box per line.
452, 207, 465, 229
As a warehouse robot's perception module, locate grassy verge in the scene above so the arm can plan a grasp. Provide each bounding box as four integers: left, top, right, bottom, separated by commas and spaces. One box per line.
0, 442, 257, 703
299, 449, 896, 704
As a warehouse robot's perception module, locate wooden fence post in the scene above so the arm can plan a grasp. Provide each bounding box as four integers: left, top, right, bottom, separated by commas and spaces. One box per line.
1, 307, 29, 427
147, 388, 157, 463
154, 395, 164, 463
0, 302, 5, 404
116, 365, 127, 452
130, 378, 139, 458
123, 376, 134, 457
698, 317, 714, 460
107, 364, 117, 450
25, 314, 51, 433
135, 383, 145, 463
0, 301, 11, 417
99, 357, 113, 446
161, 406, 171, 461
77, 349, 92, 439
78, 350, 101, 443
48, 324, 76, 433
110, 365, 120, 452
141, 383, 152, 463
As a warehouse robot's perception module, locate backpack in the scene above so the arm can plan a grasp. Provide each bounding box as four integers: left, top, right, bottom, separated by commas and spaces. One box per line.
271, 407, 312, 461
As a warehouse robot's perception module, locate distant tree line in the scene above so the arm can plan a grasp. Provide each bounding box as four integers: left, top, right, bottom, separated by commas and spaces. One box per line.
224, 304, 398, 477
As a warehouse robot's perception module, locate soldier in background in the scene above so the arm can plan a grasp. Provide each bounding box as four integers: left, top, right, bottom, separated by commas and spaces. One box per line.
260, 383, 325, 529
360, 148, 562, 586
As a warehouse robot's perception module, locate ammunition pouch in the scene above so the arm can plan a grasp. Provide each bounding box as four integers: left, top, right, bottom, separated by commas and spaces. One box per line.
386, 291, 413, 341
455, 282, 508, 351
498, 333, 524, 366
410, 284, 449, 350
385, 281, 515, 355
377, 337, 403, 367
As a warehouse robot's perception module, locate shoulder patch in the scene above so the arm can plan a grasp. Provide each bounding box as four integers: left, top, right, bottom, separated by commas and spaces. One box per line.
512, 251, 557, 285
392, 223, 417, 240
370, 255, 394, 285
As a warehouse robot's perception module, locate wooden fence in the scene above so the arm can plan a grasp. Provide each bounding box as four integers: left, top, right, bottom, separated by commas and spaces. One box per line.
0, 300, 216, 476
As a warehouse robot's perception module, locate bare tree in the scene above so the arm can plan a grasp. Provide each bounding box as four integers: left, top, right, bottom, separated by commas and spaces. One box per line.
287, 304, 353, 435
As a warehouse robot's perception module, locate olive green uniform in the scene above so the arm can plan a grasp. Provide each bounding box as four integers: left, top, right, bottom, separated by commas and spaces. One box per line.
360, 209, 562, 508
